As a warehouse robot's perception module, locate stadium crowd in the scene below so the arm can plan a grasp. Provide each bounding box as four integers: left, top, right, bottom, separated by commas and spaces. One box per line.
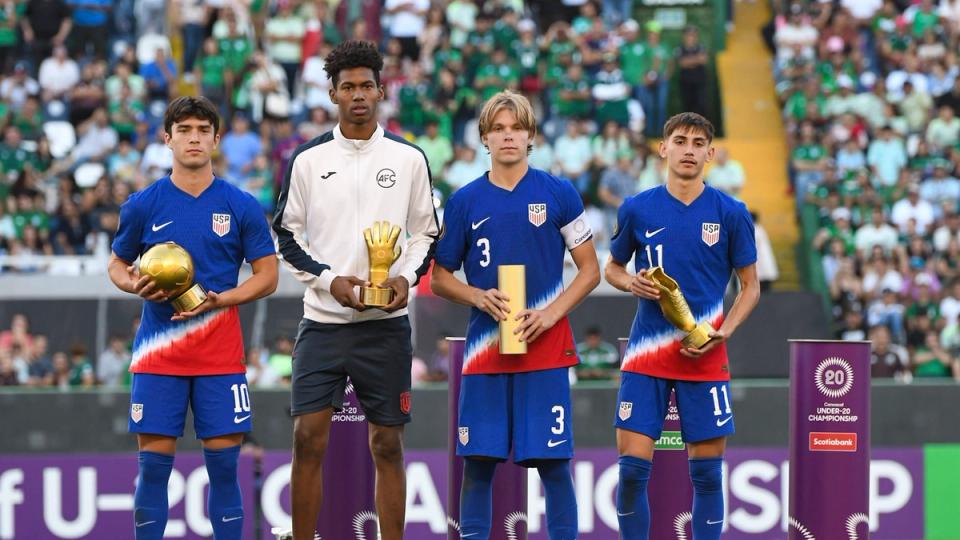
774, 0, 960, 380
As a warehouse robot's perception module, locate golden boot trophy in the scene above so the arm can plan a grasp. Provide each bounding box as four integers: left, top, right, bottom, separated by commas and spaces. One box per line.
646, 266, 715, 349
139, 242, 208, 312
361, 221, 402, 307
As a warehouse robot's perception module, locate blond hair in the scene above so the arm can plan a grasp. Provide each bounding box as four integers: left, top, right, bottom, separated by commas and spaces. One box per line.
477, 90, 537, 154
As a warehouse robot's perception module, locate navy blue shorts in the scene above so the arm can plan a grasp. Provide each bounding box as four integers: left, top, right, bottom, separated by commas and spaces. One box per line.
614, 372, 735, 443
129, 373, 252, 439
457, 367, 573, 464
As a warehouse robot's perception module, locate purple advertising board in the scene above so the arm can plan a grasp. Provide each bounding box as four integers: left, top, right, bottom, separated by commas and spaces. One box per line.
0, 448, 924, 539
446, 337, 527, 540
789, 341, 871, 540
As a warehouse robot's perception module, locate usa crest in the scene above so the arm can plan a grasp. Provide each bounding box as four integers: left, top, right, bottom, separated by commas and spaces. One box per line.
458, 427, 469, 446
528, 203, 547, 227
212, 213, 231, 237
131, 403, 143, 423
702, 223, 720, 246
618, 401, 633, 421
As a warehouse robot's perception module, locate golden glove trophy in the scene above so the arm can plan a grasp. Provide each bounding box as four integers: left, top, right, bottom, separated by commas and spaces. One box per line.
646, 266, 715, 349
498, 265, 527, 354
139, 242, 208, 312
361, 221, 402, 307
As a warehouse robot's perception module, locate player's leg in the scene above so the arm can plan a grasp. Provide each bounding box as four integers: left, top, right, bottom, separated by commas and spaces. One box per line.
289, 319, 349, 539
675, 380, 735, 540
347, 316, 414, 540
613, 373, 672, 540
130, 374, 189, 540
192, 374, 253, 539
456, 373, 511, 539
514, 368, 577, 540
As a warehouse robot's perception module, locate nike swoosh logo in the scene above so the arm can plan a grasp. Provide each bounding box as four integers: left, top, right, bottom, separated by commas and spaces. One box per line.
617, 511, 635, 517
234, 415, 251, 423
716, 416, 732, 427
707, 519, 723, 525
136, 521, 156, 528
471, 217, 491, 230
222, 516, 243, 523
321, 171, 336, 179
152, 221, 173, 232
461, 534, 479, 538
644, 227, 665, 238
547, 439, 567, 448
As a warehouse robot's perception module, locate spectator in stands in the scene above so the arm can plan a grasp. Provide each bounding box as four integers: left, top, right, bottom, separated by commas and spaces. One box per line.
70, 107, 117, 165
27, 334, 52, 386
140, 47, 178, 102
835, 138, 866, 177
68, 0, 111, 60
445, 0, 476, 48
97, 335, 129, 388
792, 121, 828, 204
752, 211, 778, 291
900, 80, 934, 133
838, 309, 868, 341
0, 348, 17, 385
637, 21, 671, 137
706, 147, 745, 198
920, 160, 960, 216
140, 126, 173, 180
926, 105, 960, 151
22, 0, 72, 72
385, 0, 429, 62
913, 330, 955, 377
416, 120, 454, 187
267, 335, 293, 385
248, 50, 289, 125
0, 62, 39, 114
855, 207, 899, 256
176, 0, 208, 80
891, 183, 935, 235
50, 350, 70, 389
52, 198, 90, 254
869, 324, 911, 378
447, 145, 486, 192
867, 124, 907, 187
574, 326, 619, 381
592, 54, 630, 128
246, 154, 274, 213
38, 45, 79, 104
245, 346, 279, 387
554, 120, 592, 194
598, 150, 635, 231
676, 26, 708, 117
266, 0, 306, 97
67, 343, 94, 387
221, 113, 261, 186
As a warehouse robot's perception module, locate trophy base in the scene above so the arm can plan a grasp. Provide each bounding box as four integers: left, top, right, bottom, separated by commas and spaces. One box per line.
361, 286, 393, 307
682, 322, 716, 349
172, 284, 207, 313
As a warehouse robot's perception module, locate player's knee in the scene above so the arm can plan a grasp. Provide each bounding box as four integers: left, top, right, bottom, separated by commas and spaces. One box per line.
292, 422, 329, 462
689, 457, 723, 493
369, 429, 403, 464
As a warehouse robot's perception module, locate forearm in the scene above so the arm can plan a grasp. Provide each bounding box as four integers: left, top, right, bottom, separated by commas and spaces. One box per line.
217, 260, 278, 306
107, 257, 135, 293
718, 279, 760, 338
431, 267, 481, 308
604, 257, 633, 292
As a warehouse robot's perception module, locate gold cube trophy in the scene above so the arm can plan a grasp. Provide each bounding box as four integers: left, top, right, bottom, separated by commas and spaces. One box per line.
645, 266, 715, 349
139, 241, 208, 312
498, 264, 527, 354
361, 221, 403, 307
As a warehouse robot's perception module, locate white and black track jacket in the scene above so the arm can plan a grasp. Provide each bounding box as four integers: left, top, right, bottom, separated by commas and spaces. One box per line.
273, 124, 440, 324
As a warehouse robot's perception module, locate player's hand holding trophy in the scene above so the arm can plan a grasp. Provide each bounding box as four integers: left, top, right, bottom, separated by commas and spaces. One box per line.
139, 242, 208, 312
646, 266, 715, 349
361, 221, 403, 307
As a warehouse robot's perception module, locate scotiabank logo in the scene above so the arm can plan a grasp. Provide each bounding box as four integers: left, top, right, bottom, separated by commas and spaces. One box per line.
809, 432, 857, 452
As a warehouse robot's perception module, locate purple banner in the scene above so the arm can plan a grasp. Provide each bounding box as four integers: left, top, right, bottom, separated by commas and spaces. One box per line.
789, 341, 871, 540
446, 337, 528, 540
0, 448, 923, 539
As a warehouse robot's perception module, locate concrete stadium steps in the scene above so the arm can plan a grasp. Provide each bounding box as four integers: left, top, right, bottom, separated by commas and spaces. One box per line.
715, 1, 799, 289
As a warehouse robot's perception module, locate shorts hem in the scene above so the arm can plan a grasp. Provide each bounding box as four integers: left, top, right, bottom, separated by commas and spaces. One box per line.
683, 430, 735, 444
128, 427, 184, 438
366, 415, 411, 426
613, 423, 662, 441
457, 452, 508, 462
196, 427, 251, 440
290, 403, 336, 417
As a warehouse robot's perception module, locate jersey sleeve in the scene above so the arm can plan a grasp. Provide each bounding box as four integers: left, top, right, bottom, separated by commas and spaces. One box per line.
609, 198, 636, 265
729, 202, 758, 269
557, 179, 593, 250
239, 192, 277, 263
434, 192, 468, 272
111, 194, 145, 263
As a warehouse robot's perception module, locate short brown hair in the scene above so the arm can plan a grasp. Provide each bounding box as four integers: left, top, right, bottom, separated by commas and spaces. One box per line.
163, 96, 221, 135
478, 90, 537, 154
662, 112, 714, 142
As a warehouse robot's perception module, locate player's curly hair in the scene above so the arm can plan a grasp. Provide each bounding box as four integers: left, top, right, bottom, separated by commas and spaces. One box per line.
663, 112, 715, 143
323, 40, 384, 87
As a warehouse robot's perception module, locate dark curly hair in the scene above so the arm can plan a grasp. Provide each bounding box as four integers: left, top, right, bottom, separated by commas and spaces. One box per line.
323, 40, 384, 87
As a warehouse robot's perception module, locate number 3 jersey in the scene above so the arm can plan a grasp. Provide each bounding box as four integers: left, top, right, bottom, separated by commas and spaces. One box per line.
435, 168, 593, 375
112, 177, 276, 376
609, 185, 756, 381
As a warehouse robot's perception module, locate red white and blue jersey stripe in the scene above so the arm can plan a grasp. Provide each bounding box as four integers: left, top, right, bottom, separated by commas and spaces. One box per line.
112, 177, 276, 375
435, 168, 593, 374
609, 185, 756, 381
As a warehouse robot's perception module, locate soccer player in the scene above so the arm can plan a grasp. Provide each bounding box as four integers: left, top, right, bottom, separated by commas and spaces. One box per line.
431, 90, 600, 540
272, 41, 439, 540
107, 96, 279, 539
604, 112, 760, 540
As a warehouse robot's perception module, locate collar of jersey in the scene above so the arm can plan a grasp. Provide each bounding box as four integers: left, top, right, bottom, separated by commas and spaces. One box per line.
333, 123, 383, 153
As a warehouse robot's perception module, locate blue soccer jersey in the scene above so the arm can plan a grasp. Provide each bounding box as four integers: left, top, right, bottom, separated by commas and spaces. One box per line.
609, 185, 756, 381
112, 177, 276, 376
435, 168, 593, 375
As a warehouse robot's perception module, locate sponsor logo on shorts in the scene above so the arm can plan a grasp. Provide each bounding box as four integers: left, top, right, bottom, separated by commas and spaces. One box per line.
131, 403, 143, 423
809, 431, 857, 452
458, 427, 469, 446
655, 430, 685, 450
400, 391, 411, 414
618, 401, 633, 421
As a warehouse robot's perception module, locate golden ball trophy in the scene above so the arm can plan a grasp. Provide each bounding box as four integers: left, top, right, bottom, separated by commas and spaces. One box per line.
645, 266, 715, 349
361, 221, 403, 307
498, 264, 527, 354
139, 242, 208, 312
